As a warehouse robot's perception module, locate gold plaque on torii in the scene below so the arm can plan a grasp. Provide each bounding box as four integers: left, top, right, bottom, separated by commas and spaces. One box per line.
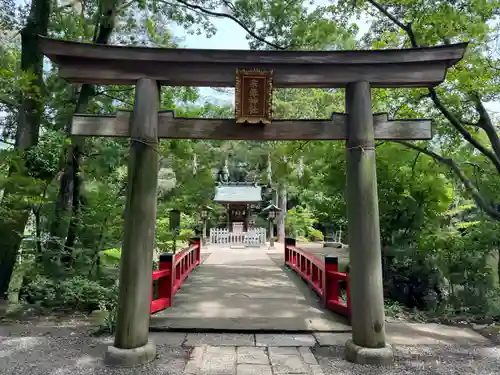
235, 69, 273, 124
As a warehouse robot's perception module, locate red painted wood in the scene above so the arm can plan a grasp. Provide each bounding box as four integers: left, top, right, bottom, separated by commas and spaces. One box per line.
284, 242, 351, 319
150, 238, 201, 314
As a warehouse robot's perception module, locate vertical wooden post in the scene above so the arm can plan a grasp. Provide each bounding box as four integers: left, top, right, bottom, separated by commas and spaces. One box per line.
202, 219, 207, 247
189, 237, 201, 265
106, 78, 159, 367
158, 253, 175, 308
278, 184, 287, 243
244, 205, 249, 232
344, 81, 393, 365
323, 256, 339, 307
284, 238, 295, 264
269, 219, 275, 248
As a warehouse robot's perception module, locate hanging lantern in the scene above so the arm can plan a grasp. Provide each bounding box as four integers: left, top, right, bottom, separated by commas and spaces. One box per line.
267, 153, 272, 185
297, 156, 304, 179
222, 158, 229, 181
192, 153, 198, 175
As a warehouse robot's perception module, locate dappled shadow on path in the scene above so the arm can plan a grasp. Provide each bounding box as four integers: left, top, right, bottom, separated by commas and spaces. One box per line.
151, 248, 350, 332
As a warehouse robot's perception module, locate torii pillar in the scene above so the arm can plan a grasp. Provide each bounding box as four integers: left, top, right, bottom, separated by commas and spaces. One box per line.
343, 82, 393, 365
105, 78, 159, 366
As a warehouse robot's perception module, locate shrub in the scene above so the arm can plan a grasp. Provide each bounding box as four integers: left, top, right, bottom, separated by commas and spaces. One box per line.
382, 253, 444, 311
307, 229, 324, 242
99, 248, 121, 266
286, 206, 317, 238
21, 275, 116, 312
179, 228, 195, 241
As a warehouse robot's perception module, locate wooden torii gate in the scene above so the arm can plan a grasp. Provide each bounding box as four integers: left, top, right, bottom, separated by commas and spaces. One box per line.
40, 36, 466, 367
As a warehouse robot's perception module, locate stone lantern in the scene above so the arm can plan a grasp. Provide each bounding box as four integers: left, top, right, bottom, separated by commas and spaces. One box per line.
261, 204, 281, 249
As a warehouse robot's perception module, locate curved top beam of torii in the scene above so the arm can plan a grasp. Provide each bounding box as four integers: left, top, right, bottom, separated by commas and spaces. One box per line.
38, 36, 467, 88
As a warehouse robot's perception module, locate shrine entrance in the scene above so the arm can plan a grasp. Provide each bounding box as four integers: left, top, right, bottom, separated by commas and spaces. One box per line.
40, 36, 466, 367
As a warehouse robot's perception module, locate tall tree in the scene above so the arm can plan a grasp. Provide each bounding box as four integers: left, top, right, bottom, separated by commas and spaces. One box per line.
0, 0, 51, 299
49, 0, 124, 266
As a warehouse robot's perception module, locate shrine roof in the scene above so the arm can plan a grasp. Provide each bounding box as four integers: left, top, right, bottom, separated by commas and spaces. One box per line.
214, 183, 262, 203
38, 36, 468, 88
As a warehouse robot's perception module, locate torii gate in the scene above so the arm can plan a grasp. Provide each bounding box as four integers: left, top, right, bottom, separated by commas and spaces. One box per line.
40, 36, 466, 367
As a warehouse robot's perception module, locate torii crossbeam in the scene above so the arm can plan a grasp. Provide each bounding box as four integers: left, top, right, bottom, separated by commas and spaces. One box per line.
70, 111, 432, 141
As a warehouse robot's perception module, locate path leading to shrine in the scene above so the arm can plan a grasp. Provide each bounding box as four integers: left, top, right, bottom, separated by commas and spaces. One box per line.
150, 244, 350, 332
1, 244, 496, 374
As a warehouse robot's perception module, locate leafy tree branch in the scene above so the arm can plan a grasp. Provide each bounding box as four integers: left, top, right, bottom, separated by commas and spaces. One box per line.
164, 0, 288, 50
364, 0, 500, 171
397, 141, 500, 221
363, 0, 500, 220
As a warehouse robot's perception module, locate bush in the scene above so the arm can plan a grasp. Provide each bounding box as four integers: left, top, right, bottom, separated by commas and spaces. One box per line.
382, 253, 444, 311
286, 206, 317, 238
179, 228, 195, 241
21, 275, 116, 312
99, 248, 121, 266
307, 229, 324, 242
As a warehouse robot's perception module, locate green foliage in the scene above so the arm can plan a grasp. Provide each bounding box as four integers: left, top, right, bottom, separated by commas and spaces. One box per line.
179, 228, 195, 242
99, 248, 121, 266
419, 219, 500, 310
307, 228, 324, 242
21, 275, 117, 312
285, 206, 318, 239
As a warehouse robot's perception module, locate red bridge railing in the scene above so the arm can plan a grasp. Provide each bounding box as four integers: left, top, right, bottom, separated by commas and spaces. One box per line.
284, 238, 351, 318
150, 238, 201, 314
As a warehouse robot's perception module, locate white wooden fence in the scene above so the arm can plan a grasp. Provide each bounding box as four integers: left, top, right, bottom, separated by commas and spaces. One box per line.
209, 228, 266, 247
325, 229, 343, 244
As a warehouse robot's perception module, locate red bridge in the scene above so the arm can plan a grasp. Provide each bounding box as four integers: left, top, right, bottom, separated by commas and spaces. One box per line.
150, 238, 350, 332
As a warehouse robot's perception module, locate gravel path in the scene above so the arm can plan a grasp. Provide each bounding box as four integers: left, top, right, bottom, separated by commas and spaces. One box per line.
1, 328, 498, 374
314, 344, 500, 375
0, 332, 190, 375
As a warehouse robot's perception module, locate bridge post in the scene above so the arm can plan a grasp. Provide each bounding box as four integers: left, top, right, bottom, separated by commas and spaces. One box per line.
189, 237, 201, 265
344, 81, 393, 365
105, 78, 159, 367
323, 256, 339, 308
158, 253, 175, 308
284, 238, 295, 265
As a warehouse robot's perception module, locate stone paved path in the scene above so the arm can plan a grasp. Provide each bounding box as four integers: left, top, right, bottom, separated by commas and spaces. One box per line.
151, 245, 349, 331
185, 345, 324, 375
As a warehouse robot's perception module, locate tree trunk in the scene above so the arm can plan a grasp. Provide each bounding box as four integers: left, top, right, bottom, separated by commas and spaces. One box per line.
497, 248, 500, 287
278, 184, 287, 243
0, 0, 51, 300
49, 84, 94, 266
49, 9, 117, 266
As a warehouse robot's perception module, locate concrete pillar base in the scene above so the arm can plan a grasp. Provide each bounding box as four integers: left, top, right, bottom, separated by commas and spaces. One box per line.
344, 339, 393, 366
105, 340, 156, 367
